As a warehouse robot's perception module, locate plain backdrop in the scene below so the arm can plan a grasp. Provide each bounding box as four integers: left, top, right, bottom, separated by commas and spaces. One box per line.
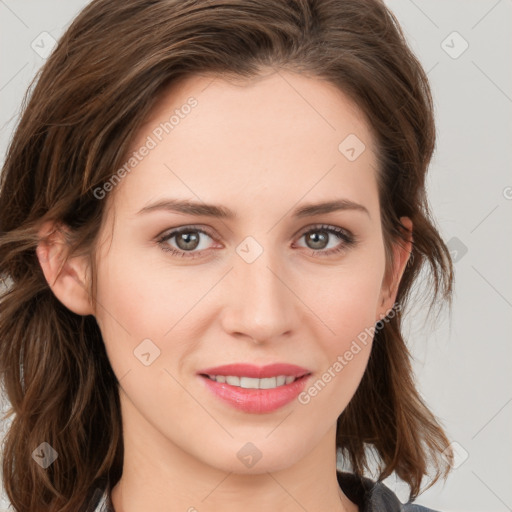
0, 1, 511, 511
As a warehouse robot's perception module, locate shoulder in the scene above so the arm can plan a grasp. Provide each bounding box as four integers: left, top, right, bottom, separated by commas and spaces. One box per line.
336, 471, 441, 512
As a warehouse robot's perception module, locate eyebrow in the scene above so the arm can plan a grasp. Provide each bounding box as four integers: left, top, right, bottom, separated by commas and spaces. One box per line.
136, 198, 370, 218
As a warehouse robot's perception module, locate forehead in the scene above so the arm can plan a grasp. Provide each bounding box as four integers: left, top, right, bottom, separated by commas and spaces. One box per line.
108, 70, 379, 218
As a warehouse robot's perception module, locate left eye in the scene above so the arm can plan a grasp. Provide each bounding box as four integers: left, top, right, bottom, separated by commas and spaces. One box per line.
294, 225, 355, 253
157, 224, 356, 259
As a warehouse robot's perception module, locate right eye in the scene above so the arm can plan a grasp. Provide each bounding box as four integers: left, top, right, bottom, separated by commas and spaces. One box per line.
157, 226, 220, 259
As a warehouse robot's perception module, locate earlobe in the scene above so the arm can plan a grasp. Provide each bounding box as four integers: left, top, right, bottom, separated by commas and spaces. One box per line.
36, 221, 94, 316
378, 216, 413, 317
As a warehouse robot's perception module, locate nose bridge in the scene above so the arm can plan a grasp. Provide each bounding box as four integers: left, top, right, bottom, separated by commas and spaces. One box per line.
222, 239, 295, 342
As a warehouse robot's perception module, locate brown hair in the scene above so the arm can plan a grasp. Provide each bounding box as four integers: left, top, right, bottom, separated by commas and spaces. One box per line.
0, 0, 454, 510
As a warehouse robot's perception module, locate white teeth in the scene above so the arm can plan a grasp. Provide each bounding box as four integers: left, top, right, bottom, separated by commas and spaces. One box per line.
207, 375, 298, 389
240, 377, 260, 389
225, 376, 240, 386
259, 377, 277, 389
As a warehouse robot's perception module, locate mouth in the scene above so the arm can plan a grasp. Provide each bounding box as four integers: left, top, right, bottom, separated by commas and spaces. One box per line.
197, 363, 312, 414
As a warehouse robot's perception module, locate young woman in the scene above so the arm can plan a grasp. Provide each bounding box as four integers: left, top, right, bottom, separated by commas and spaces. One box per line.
0, 0, 454, 511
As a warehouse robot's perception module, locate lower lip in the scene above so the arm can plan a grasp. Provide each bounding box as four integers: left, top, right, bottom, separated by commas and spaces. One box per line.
199, 374, 310, 413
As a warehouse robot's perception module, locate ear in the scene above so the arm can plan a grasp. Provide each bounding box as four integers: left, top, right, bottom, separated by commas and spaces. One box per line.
36, 221, 94, 316
377, 216, 413, 320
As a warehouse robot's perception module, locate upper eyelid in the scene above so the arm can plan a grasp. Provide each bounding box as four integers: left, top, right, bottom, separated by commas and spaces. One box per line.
158, 224, 217, 241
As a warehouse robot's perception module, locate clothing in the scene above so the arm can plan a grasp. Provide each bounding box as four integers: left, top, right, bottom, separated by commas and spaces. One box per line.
336, 472, 438, 511
90, 471, 439, 511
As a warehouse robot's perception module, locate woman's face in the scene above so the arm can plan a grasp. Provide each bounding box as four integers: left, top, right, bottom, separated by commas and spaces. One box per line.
91, 70, 405, 474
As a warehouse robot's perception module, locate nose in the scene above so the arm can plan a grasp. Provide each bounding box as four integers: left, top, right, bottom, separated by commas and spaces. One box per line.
219, 245, 298, 344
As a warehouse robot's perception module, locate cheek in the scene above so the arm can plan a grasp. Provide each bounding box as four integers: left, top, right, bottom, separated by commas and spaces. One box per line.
93, 251, 164, 373
94, 246, 195, 336
93, 246, 216, 387
298, 278, 378, 416
304, 260, 385, 345
297, 259, 384, 405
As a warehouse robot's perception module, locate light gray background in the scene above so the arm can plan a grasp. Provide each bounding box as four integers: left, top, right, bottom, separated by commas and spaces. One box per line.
0, 1, 511, 511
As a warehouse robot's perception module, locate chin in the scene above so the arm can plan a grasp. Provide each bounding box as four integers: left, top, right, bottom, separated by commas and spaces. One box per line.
198, 441, 302, 475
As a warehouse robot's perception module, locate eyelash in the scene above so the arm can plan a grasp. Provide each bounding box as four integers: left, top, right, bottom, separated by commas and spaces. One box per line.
156, 224, 357, 259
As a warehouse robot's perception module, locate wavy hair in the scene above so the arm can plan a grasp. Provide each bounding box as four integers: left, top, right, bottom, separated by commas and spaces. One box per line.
0, 0, 454, 510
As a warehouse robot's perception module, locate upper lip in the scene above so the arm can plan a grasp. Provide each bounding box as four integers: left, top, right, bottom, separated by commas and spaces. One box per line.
198, 363, 311, 379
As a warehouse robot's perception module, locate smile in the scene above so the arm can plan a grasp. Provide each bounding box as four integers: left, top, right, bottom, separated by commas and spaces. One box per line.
203, 374, 299, 388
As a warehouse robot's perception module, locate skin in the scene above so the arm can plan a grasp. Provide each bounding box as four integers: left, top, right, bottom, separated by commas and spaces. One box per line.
37, 69, 411, 512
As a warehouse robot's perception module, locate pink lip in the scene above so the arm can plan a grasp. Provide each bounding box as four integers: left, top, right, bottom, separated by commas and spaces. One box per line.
197, 363, 312, 414
197, 363, 310, 378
